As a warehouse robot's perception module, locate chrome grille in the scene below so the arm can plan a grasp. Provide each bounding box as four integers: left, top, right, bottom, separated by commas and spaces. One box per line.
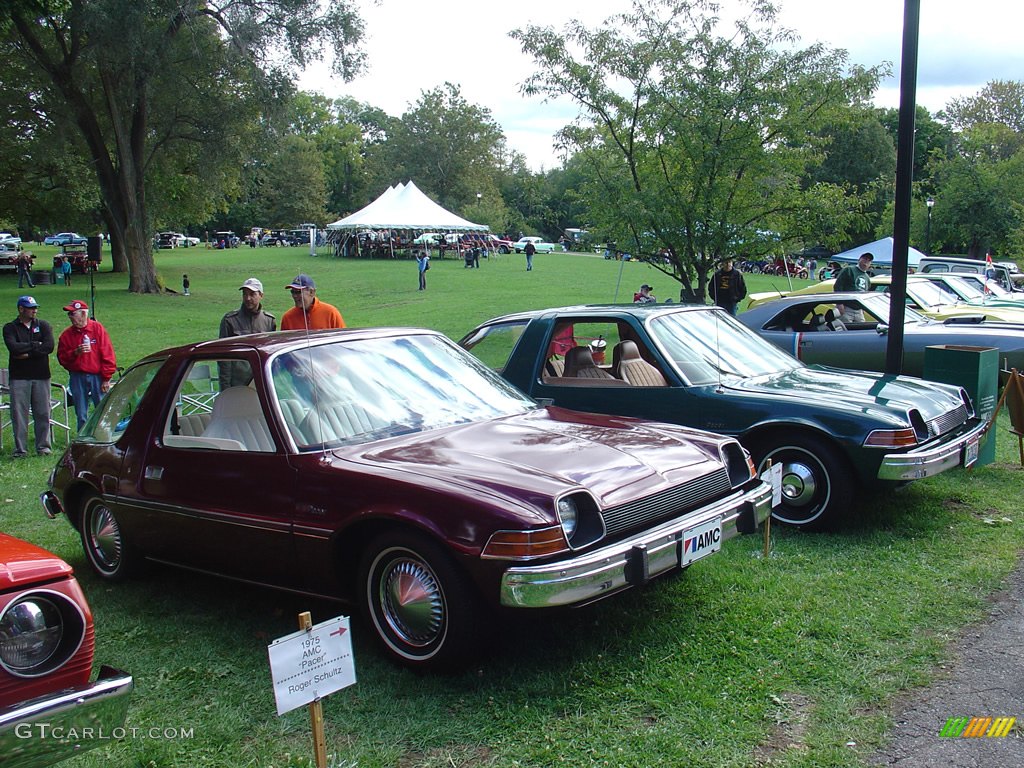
927, 404, 968, 439
601, 468, 732, 536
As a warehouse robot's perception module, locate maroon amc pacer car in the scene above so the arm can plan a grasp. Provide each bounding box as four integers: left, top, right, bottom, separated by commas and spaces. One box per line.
0, 533, 132, 766
42, 329, 772, 669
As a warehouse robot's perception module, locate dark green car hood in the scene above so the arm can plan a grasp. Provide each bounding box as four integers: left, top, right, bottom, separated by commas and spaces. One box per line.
723, 365, 966, 424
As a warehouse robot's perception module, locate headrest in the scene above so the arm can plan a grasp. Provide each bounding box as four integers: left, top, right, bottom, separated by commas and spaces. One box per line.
615, 340, 641, 364
211, 387, 261, 418
565, 346, 598, 375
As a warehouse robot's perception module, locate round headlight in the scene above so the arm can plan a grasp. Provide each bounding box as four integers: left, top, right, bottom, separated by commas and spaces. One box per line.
557, 497, 578, 538
0, 597, 64, 674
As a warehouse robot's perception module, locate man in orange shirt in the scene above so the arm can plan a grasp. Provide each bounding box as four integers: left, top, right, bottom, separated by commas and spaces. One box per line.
280, 274, 345, 331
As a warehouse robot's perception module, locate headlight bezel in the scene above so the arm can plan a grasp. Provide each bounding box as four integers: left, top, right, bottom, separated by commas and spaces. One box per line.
0, 589, 86, 678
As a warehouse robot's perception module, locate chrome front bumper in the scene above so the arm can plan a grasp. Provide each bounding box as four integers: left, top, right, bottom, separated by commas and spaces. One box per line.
499, 480, 773, 609
0, 666, 133, 768
877, 419, 988, 481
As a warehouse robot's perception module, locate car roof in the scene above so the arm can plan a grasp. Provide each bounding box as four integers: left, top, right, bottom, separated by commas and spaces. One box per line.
138, 327, 444, 363
472, 303, 720, 325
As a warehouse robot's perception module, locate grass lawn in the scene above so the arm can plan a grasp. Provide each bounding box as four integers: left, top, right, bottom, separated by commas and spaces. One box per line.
2, 245, 1023, 767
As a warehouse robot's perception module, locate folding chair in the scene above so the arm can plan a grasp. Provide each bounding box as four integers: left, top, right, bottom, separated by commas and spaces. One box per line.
180, 363, 218, 415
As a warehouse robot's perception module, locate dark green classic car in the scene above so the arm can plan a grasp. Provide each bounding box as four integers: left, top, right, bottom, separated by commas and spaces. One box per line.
458, 304, 987, 530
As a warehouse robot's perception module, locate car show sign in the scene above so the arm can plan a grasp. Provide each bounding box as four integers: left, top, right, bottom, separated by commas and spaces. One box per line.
268, 614, 356, 716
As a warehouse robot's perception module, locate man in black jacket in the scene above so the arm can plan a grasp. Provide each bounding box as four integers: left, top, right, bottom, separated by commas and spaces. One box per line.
3, 295, 54, 456
218, 277, 276, 389
709, 260, 747, 316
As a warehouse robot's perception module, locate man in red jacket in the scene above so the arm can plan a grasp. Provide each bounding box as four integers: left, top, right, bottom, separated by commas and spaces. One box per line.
56, 300, 117, 431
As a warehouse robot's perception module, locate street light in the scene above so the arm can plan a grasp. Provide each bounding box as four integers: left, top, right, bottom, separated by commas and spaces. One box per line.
925, 197, 935, 254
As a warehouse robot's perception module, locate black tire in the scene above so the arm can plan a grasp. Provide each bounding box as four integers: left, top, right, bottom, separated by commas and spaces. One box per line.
751, 433, 853, 530
499, 246, 510, 254
359, 531, 480, 670
79, 495, 138, 581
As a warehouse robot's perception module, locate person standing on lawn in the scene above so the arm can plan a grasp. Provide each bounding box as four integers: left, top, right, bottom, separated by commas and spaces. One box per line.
61, 256, 72, 286
709, 260, 747, 316
218, 277, 276, 388
280, 274, 345, 330
416, 250, 430, 290
524, 239, 536, 271
3, 295, 55, 457
56, 300, 117, 432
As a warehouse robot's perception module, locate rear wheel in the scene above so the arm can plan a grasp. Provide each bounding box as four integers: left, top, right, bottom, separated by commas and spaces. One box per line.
79, 495, 138, 581
751, 434, 853, 530
359, 531, 480, 670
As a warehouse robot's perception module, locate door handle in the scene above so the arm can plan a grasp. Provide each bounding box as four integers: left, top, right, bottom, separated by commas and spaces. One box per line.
144, 465, 164, 480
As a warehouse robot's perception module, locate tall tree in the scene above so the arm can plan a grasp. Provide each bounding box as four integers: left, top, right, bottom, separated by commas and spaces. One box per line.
513, 0, 883, 299
1, 0, 365, 292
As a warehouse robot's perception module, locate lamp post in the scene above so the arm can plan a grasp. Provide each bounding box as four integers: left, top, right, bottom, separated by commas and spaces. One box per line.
925, 197, 935, 254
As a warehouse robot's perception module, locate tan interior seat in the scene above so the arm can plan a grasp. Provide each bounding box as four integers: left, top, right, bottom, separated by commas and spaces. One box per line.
613, 341, 668, 387
564, 346, 616, 379
297, 403, 382, 445
202, 387, 274, 451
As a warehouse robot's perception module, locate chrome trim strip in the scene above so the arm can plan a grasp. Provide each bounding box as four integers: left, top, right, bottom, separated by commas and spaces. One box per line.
498, 481, 772, 608
877, 419, 988, 481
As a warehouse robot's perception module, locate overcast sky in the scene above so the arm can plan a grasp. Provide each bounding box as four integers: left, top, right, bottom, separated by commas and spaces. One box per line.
299, 0, 1024, 171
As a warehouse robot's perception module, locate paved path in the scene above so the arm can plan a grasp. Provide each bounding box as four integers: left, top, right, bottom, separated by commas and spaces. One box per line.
871, 560, 1024, 766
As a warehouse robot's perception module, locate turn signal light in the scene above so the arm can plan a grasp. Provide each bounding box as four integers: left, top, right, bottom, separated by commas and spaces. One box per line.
481, 527, 569, 560
864, 428, 919, 448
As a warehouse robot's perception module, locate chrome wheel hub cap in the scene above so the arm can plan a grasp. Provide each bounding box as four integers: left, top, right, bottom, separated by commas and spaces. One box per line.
380, 558, 443, 647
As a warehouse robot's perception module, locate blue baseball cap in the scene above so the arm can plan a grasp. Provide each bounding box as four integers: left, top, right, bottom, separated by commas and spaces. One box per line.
17, 295, 39, 308
285, 274, 315, 290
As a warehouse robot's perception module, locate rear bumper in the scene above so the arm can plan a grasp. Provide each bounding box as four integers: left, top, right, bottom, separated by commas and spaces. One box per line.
877, 419, 988, 481
0, 666, 133, 768
499, 480, 773, 608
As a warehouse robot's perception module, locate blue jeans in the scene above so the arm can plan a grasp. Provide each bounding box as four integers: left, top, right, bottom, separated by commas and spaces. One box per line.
68, 371, 104, 431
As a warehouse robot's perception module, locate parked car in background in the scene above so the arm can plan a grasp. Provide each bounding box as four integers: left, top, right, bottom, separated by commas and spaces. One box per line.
172, 233, 199, 247
459, 304, 984, 530
0, 242, 23, 272
155, 232, 179, 249
43, 232, 87, 247
0, 532, 132, 767
0, 232, 22, 247
749, 275, 1024, 324
514, 236, 557, 254
41, 328, 771, 669
914, 272, 1024, 309
738, 291, 1024, 377
484, 234, 513, 253
213, 231, 239, 248
60, 242, 97, 274
947, 273, 1024, 304
917, 256, 1023, 292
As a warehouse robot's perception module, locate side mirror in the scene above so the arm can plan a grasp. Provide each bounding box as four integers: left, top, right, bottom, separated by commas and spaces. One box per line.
876, 324, 889, 336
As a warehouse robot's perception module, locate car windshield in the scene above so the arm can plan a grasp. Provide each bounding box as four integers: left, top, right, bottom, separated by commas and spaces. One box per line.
271, 334, 537, 450
908, 279, 962, 307
649, 309, 803, 382
940, 275, 987, 301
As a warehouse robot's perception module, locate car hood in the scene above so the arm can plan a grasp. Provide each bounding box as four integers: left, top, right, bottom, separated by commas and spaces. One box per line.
338, 407, 727, 509
724, 366, 965, 422
0, 533, 74, 590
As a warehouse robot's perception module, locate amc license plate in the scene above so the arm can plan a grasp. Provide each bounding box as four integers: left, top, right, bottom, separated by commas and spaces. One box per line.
963, 435, 980, 467
680, 517, 723, 567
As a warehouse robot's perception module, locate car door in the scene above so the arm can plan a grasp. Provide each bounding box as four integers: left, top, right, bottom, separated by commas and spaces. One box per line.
122, 357, 302, 588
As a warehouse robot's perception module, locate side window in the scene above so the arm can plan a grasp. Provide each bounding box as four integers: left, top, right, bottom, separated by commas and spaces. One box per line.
460, 323, 527, 372
80, 360, 163, 443
163, 359, 272, 452
544, 320, 633, 384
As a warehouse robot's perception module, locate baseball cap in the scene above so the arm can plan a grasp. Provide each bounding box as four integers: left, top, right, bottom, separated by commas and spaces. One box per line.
285, 274, 315, 290
63, 300, 89, 312
239, 277, 264, 293
641, 284, 653, 291
860, 252, 874, 261
17, 295, 39, 308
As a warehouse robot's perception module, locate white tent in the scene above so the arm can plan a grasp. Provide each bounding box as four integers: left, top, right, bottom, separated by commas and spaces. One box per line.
326, 181, 486, 231
830, 237, 924, 268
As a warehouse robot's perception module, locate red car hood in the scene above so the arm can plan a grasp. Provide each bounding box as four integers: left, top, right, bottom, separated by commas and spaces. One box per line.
0, 532, 74, 590
340, 407, 727, 508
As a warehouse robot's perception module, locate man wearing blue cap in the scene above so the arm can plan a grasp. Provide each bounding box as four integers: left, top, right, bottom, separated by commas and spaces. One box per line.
3, 296, 55, 457
280, 274, 345, 331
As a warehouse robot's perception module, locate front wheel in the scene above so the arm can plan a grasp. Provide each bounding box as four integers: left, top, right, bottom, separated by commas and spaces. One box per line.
751, 434, 853, 530
79, 495, 138, 581
359, 532, 480, 670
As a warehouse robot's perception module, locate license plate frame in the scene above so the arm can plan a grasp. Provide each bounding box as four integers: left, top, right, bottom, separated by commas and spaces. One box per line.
963, 434, 980, 467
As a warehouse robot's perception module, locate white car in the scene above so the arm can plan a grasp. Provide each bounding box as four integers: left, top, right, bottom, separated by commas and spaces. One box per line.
514, 236, 557, 254
171, 233, 200, 247
0, 232, 21, 246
